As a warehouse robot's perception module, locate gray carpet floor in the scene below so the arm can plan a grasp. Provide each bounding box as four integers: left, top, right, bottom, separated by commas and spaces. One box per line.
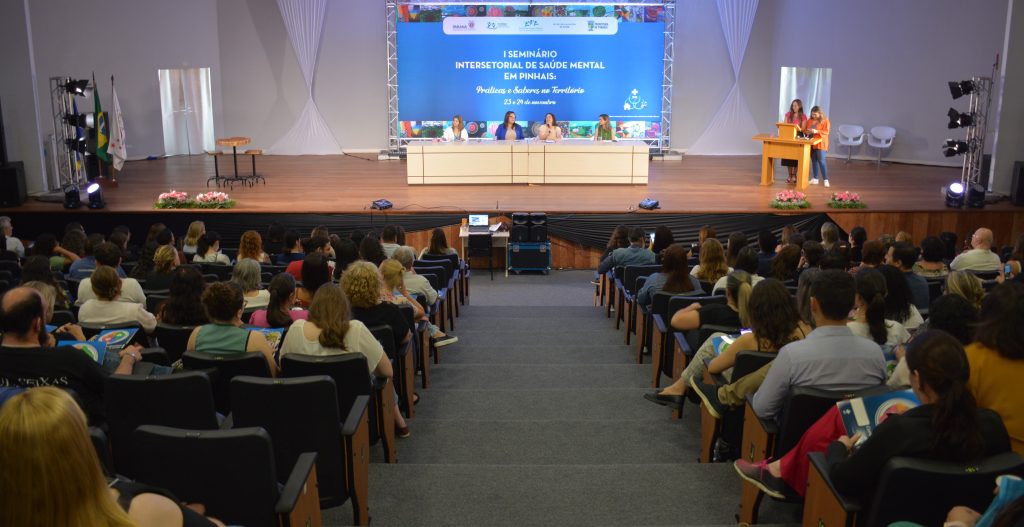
323, 270, 801, 526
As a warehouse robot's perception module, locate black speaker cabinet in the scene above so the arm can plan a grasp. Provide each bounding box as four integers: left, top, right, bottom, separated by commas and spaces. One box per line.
512, 212, 530, 226
510, 224, 530, 242
529, 225, 548, 243
529, 212, 547, 226
1012, 161, 1024, 207
0, 162, 26, 207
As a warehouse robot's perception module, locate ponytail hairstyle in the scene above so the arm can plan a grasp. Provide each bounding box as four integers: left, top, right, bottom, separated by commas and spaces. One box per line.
266, 273, 297, 328
855, 268, 889, 345
904, 330, 985, 462
726, 270, 754, 328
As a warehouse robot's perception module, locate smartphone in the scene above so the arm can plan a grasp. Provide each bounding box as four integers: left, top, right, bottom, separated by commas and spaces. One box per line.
1005, 263, 1013, 276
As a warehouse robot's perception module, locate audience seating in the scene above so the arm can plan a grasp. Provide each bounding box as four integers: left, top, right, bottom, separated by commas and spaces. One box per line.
51, 309, 76, 326
104, 371, 220, 477
90, 426, 115, 477
804, 451, 1024, 527
153, 323, 196, 363
79, 321, 149, 347
738, 385, 889, 524
230, 376, 371, 525
145, 293, 168, 314
618, 264, 661, 343
398, 302, 430, 390
413, 265, 450, 333
698, 351, 775, 463
131, 425, 321, 527
181, 351, 272, 414
419, 253, 462, 315
414, 260, 455, 330
281, 353, 397, 464
367, 324, 415, 420
201, 262, 233, 281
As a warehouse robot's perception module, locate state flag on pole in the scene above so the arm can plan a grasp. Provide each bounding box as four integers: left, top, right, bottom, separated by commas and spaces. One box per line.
108, 76, 127, 171
93, 72, 110, 163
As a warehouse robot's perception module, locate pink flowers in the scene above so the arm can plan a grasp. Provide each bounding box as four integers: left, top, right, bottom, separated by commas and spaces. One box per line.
155, 190, 236, 209
195, 191, 229, 204
831, 191, 861, 203
827, 191, 867, 209
157, 190, 189, 202
775, 190, 807, 203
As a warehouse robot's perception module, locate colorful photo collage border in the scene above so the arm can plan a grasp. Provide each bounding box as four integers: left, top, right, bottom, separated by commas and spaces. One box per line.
397, 4, 667, 23
399, 120, 661, 140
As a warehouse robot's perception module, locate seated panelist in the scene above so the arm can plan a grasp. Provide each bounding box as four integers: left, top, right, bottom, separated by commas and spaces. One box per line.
494, 111, 524, 141
538, 112, 563, 142
442, 114, 469, 142
594, 113, 615, 141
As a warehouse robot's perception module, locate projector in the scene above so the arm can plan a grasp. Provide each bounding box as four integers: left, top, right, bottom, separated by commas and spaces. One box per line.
638, 198, 660, 210
371, 199, 393, 210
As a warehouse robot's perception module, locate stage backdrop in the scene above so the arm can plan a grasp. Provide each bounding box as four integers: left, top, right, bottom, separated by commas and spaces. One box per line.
396, 4, 667, 141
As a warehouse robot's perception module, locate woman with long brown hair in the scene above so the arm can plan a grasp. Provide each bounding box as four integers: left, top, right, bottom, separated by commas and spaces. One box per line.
691, 238, 731, 284
420, 227, 457, 258
636, 244, 701, 311
782, 99, 806, 184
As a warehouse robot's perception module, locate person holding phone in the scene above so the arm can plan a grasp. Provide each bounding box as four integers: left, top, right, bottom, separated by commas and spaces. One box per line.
442, 115, 469, 142
594, 114, 615, 141
806, 105, 831, 187
494, 111, 524, 141
782, 99, 806, 184
538, 112, 562, 142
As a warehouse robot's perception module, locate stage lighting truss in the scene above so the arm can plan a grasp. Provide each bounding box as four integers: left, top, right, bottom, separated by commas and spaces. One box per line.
943, 57, 998, 207
49, 76, 94, 194
384, 0, 677, 155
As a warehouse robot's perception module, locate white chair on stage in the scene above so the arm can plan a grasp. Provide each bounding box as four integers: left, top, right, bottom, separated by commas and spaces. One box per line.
867, 126, 896, 166
836, 125, 865, 163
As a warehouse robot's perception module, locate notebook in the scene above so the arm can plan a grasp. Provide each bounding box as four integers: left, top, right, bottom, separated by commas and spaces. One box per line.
88, 328, 139, 352
65, 341, 107, 364
837, 389, 920, 448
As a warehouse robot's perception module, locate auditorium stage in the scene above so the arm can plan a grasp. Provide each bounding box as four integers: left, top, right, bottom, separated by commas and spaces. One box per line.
7, 154, 1019, 215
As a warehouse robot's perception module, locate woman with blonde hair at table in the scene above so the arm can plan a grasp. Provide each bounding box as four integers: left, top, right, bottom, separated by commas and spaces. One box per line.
442, 115, 469, 142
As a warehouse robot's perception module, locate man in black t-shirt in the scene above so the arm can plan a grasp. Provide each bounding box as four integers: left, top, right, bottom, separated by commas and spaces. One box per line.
0, 287, 139, 424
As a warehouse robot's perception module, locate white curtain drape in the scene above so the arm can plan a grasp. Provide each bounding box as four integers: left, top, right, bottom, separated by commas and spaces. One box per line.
268, 0, 341, 155
689, 0, 760, 154
778, 67, 832, 120
158, 68, 216, 156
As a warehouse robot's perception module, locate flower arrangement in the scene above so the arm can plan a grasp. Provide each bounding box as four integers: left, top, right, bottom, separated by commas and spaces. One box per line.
827, 191, 867, 209
155, 190, 236, 209
770, 189, 810, 210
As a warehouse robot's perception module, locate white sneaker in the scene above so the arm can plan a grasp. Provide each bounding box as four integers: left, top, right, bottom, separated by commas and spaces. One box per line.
824, 180, 830, 188
810, 178, 819, 185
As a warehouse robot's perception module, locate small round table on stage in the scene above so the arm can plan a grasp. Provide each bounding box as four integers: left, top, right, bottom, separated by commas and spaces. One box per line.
210, 136, 251, 188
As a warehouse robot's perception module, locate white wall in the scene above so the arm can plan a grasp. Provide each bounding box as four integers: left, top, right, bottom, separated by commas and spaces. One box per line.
0, 0, 44, 188
993, 0, 1024, 194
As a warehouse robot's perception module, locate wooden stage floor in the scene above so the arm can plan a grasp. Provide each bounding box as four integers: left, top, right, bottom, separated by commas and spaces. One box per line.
10, 154, 1020, 215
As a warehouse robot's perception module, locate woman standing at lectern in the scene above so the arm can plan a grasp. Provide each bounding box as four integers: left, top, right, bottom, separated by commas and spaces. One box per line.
594, 113, 615, 141
783, 99, 806, 184
806, 105, 831, 188
494, 111, 524, 141
442, 115, 469, 142
538, 113, 563, 141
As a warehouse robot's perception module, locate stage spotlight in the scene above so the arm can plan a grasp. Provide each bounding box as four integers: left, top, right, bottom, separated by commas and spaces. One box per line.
86, 182, 105, 209
948, 80, 975, 100
63, 184, 81, 209
942, 139, 969, 157
966, 182, 986, 209
946, 108, 974, 129
65, 136, 88, 153
63, 79, 93, 97
944, 182, 965, 208
63, 112, 96, 129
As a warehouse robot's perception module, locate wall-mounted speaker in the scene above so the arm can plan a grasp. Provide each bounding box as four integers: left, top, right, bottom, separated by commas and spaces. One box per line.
0, 161, 27, 207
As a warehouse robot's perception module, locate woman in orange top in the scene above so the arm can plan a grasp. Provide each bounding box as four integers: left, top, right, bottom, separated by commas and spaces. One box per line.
783, 99, 806, 184
806, 105, 831, 187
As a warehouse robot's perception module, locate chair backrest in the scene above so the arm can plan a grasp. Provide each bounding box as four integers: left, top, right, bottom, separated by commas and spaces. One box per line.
181, 351, 272, 414
366, 324, 398, 360
413, 265, 445, 291
417, 272, 442, 292
971, 270, 999, 281
731, 351, 776, 380
414, 261, 449, 285
153, 323, 198, 363
698, 280, 714, 295
651, 291, 676, 319
230, 375, 350, 508
105, 371, 219, 477
90, 426, 115, 477
861, 452, 1024, 527
280, 353, 381, 446
870, 126, 896, 141
467, 233, 492, 254
201, 263, 233, 281
775, 385, 888, 456
624, 264, 662, 295
418, 257, 454, 283
51, 310, 76, 326
419, 252, 459, 271
837, 124, 864, 141
667, 295, 726, 323
145, 294, 168, 315
131, 425, 284, 527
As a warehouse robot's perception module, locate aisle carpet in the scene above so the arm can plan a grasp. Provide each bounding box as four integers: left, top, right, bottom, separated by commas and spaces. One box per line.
324, 270, 801, 526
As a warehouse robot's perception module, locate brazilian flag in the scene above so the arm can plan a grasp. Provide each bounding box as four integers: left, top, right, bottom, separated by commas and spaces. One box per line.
93, 73, 110, 163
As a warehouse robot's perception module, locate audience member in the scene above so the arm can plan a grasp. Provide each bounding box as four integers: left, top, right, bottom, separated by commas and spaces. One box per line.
652, 278, 807, 407
66, 233, 103, 279
725, 232, 748, 268
109, 227, 133, 263
914, 236, 951, 278
333, 236, 360, 279
145, 222, 167, 245
0, 287, 137, 424
597, 228, 656, 274
966, 282, 1024, 454
156, 266, 208, 327
193, 232, 230, 265
946, 270, 985, 309
749, 270, 886, 422
238, 230, 272, 264
755, 229, 776, 276
713, 246, 763, 294
650, 226, 675, 259
769, 244, 801, 282
381, 225, 400, 258
143, 245, 179, 291
1002, 233, 1024, 280
309, 225, 335, 259
819, 251, 850, 271
295, 253, 331, 307
894, 230, 913, 245
78, 267, 157, 334
637, 244, 701, 311
129, 242, 158, 280
0, 216, 25, 257
182, 220, 205, 258
32, 233, 73, 272
847, 268, 910, 348
341, 261, 411, 356
601, 225, 630, 261
950, 228, 1001, 272
672, 269, 752, 334
393, 246, 456, 346
286, 236, 330, 280
249, 273, 308, 328
799, 240, 825, 270
76, 243, 146, 306
230, 258, 269, 309
735, 330, 1009, 500
0, 387, 226, 527
878, 264, 924, 330
420, 227, 458, 259
820, 222, 840, 252
22, 281, 83, 343
847, 226, 867, 263
359, 235, 387, 267
279, 283, 409, 436
276, 229, 304, 265
691, 238, 731, 285
186, 282, 277, 375
265, 222, 285, 256
848, 239, 885, 275
395, 225, 407, 246
380, 259, 428, 321
923, 294, 979, 345
20, 256, 70, 310
349, 229, 367, 248
889, 242, 930, 310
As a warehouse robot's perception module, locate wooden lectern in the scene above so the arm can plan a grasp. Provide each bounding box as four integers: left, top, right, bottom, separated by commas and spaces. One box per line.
753, 123, 818, 190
